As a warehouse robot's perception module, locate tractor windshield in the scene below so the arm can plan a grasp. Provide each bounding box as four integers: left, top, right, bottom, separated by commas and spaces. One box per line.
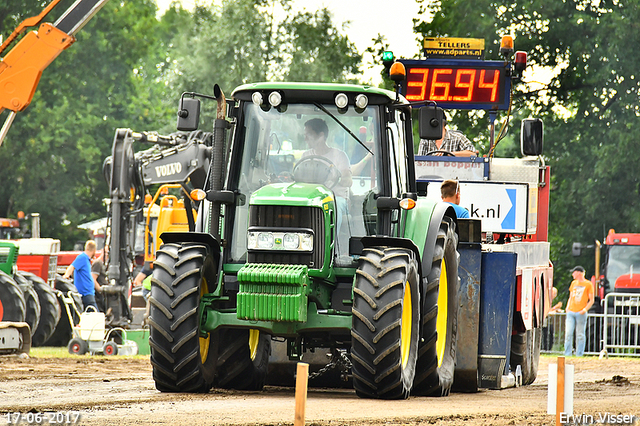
605, 245, 640, 288
227, 101, 383, 263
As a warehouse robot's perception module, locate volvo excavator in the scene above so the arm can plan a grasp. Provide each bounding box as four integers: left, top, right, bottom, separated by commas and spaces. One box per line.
98, 129, 213, 328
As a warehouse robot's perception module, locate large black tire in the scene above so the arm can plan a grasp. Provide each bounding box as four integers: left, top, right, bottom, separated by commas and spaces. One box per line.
412, 216, 459, 396
43, 276, 82, 347
15, 272, 41, 336
214, 328, 271, 390
351, 247, 420, 399
149, 243, 218, 392
0, 271, 26, 322
23, 272, 61, 347
510, 327, 541, 385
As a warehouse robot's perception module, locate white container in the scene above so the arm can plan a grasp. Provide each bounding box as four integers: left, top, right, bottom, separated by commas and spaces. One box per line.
78, 308, 106, 341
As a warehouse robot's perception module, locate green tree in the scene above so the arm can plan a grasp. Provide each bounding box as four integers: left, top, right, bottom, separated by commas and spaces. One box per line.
414, 0, 640, 290
0, 0, 165, 248
161, 0, 363, 129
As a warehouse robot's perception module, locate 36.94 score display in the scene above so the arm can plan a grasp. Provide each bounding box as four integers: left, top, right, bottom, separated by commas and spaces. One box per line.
399, 60, 510, 110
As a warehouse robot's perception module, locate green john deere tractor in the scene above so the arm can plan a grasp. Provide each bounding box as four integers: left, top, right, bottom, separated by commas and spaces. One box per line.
148, 82, 460, 399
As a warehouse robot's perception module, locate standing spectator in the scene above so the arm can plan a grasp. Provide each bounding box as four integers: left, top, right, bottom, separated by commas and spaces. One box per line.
63, 240, 100, 311
91, 246, 108, 312
440, 179, 469, 218
564, 266, 595, 356
133, 262, 153, 326
542, 287, 563, 351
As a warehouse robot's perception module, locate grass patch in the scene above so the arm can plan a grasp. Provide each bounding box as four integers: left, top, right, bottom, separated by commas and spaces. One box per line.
29, 346, 149, 360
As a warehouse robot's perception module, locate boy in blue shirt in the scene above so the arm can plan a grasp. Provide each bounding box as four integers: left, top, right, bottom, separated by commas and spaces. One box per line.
63, 240, 100, 311
441, 179, 469, 218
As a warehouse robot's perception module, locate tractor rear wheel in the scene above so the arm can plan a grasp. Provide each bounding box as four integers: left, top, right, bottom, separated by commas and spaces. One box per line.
412, 216, 459, 396
351, 247, 420, 399
15, 272, 41, 336
0, 271, 26, 322
510, 327, 542, 385
214, 328, 271, 390
24, 272, 61, 347
149, 243, 217, 392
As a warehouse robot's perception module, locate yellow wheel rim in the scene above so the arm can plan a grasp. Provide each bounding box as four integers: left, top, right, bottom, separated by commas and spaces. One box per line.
199, 277, 210, 363
400, 281, 412, 369
436, 259, 448, 368
249, 329, 260, 361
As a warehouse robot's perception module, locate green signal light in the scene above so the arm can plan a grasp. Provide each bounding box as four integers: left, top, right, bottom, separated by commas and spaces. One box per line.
382, 51, 394, 62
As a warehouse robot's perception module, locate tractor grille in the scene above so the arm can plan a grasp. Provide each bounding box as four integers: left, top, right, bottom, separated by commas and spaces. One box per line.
248, 205, 324, 268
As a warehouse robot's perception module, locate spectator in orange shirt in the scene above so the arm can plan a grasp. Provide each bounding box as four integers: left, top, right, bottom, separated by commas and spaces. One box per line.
564, 266, 595, 356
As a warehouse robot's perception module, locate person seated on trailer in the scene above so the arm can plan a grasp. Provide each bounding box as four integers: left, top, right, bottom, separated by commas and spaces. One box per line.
440, 179, 469, 219
418, 115, 478, 157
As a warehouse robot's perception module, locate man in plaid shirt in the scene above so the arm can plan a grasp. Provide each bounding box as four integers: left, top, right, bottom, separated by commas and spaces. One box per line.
418, 118, 478, 157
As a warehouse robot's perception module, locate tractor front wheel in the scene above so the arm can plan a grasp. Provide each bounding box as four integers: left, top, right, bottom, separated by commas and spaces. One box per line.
149, 243, 217, 392
351, 247, 420, 399
15, 272, 40, 337
0, 271, 26, 322
25, 272, 61, 347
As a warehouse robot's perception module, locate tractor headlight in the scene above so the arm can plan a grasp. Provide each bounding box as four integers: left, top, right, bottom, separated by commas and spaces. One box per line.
283, 233, 299, 250
248, 231, 313, 252
257, 232, 274, 249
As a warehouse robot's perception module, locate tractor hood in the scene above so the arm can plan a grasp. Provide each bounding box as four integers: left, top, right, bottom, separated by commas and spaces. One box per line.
249, 182, 335, 209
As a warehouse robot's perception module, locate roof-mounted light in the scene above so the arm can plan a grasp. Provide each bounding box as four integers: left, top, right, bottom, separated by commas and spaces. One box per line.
251, 92, 263, 106
335, 93, 349, 109
514, 51, 527, 73
389, 62, 406, 83
268, 91, 282, 107
500, 35, 514, 57
355, 94, 368, 110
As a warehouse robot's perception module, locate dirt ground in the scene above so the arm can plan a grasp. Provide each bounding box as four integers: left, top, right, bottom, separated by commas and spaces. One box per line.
1, 354, 640, 426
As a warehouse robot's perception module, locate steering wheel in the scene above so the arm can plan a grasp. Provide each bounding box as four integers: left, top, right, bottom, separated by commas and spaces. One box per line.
425, 150, 456, 157
292, 155, 341, 188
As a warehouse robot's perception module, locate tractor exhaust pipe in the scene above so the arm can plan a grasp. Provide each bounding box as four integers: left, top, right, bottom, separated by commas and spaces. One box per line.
210, 84, 228, 241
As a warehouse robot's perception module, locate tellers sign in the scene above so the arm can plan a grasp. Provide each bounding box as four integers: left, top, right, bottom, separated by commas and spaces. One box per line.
399, 59, 511, 110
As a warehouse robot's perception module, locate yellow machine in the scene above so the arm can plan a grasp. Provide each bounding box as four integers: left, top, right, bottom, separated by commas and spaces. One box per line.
0, 0, 111, 146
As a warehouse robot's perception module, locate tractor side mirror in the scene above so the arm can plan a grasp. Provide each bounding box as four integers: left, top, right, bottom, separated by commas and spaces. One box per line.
572, 242, 584, 257
418, 106, 445, 140
521, 118, 543, 156
177, 97, 201, 131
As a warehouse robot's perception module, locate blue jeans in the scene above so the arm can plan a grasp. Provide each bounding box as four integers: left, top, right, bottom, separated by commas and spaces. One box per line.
564, 310, 587, 356
81, 294, 99, 312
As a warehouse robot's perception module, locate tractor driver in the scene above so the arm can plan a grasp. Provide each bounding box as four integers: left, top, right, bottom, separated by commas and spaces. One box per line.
302, 118, 352, 232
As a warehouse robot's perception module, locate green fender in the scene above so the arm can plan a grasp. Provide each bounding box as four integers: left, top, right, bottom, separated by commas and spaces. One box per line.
403, 199, 458, 279
159, 231, 221, 291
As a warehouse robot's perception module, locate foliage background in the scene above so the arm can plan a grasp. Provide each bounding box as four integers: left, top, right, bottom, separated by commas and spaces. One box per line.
2, 0, 638, 296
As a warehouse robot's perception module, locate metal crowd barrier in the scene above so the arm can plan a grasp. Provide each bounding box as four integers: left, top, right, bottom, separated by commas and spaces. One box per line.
541, 293, 640, 356
602, 293, 640, 356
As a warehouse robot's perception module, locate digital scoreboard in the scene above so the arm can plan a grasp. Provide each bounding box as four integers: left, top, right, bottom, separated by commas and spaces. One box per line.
399, 59, 511, 110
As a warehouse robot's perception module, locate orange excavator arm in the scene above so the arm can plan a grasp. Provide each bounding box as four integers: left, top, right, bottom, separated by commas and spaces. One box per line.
0, 0, 110, 146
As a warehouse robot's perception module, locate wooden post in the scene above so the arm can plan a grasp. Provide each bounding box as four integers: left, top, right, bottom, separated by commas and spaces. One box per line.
556, 356, 565, 426
294, 362, 309, 426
